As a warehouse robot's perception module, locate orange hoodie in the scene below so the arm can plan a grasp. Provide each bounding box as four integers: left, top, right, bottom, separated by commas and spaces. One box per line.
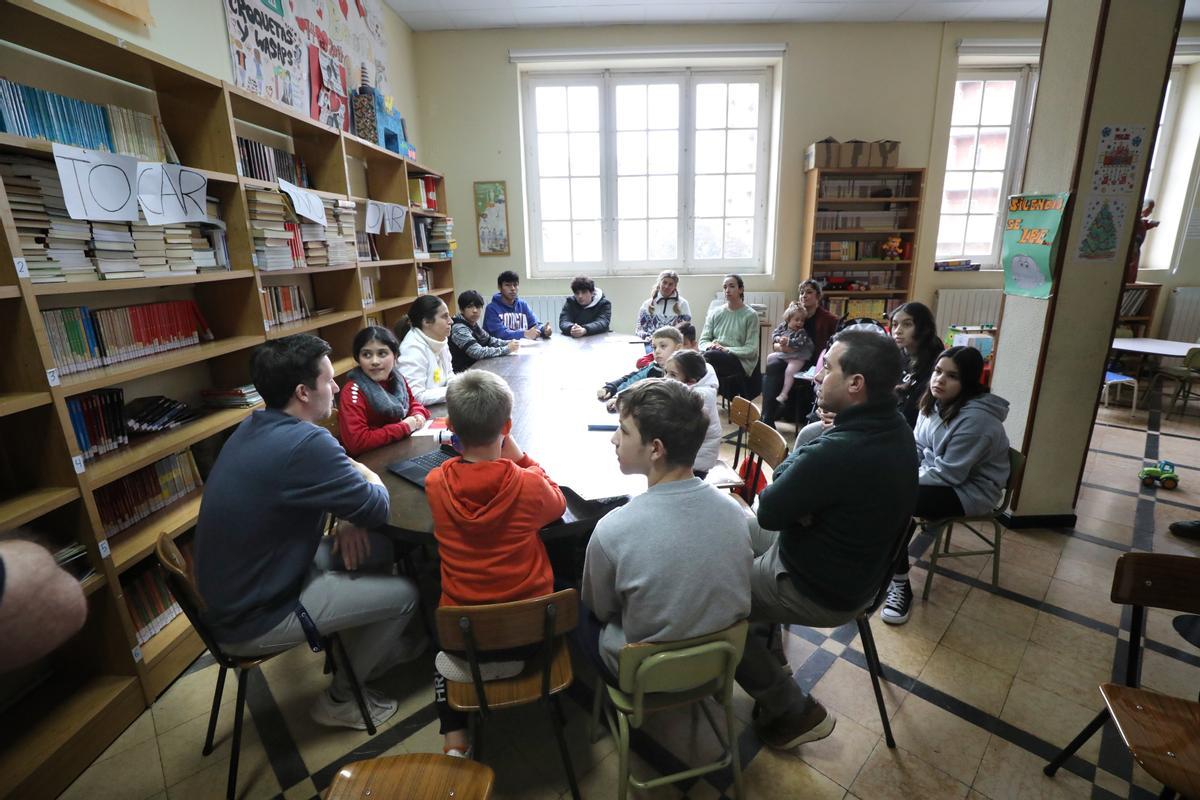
426, 452, 566, 607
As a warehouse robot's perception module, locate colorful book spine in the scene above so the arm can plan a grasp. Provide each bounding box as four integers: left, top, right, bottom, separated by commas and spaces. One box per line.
95, 450, 201, 539
40, 300, 213, 376
122, 544, 192, 645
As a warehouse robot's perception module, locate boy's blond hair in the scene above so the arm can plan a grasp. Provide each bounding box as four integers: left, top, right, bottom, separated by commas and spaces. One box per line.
651, 325, 684, 344
446, 371, 513, 447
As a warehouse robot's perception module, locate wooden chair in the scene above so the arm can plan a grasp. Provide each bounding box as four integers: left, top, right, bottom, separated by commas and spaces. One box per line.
324, 753, 495, 800
590, 621, 748, 800
314, 406, 341, 440
727, 396, 761, 469
1142, 347, 1200, 419
156, 534, 377, 800
1045, 553, 1200, 788
435, 589, 581, 800
920, 448, 1025, 600
1098, 684, 1200, 800
741, 420, 788, 504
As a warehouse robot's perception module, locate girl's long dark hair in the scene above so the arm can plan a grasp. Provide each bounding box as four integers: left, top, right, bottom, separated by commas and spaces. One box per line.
352, 325, 400, 359
918, 345, 988, 422
393, 295, 446, 341
893, 302, 943, 376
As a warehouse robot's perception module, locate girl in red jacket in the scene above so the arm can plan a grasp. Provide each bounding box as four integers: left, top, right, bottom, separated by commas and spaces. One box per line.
338, 326, 429, 456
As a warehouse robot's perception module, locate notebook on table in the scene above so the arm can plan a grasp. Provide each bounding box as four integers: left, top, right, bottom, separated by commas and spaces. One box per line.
387, 443, 459, 489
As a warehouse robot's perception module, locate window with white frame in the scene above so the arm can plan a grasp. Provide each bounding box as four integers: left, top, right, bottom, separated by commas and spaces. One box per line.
936, 69, 1038, 267
521, 68, 773, 276
1139, 67, 1183, 265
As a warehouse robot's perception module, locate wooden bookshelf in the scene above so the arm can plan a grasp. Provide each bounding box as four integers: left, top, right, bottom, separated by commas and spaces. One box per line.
0, 3, 455, 794
1117, 282, 1162, 337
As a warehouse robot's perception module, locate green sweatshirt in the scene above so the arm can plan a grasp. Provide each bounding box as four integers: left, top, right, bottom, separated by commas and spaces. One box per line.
699, 304, 760, 375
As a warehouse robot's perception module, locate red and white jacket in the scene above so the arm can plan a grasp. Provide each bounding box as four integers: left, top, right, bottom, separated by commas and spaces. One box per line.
338, 375, 430, 456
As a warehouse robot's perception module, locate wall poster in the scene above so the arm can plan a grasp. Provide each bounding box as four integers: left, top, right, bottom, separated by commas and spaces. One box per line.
474, 181, 510, 256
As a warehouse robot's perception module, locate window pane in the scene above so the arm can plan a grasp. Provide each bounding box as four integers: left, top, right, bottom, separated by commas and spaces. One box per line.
979, 80, 1016, 126
947, 128, 978, 170
725, 217, 753, 259
535, 86, 567, 132
727, 83, 759, 128
964, 214, 996, 255
542, 221, 572, 261
647, 130, 678, 175
567, 85, 599, 132
647, 84, 679, 129
725, 174, 755, 217
573, 221, 601, 261
694, 218, 723, 259
726, 130, 757, 173
695, 83, 727, 129
694, 175, 725, 217
615, 84, 647, 131
936, 214, 966, 257
969, 171, 1002, 214
942, 171, 972, 214
695, 130, 726, 174
538, 133, 569, 177
617, 131, 647, 175
568, 132, 599, 176
648, 219, 677, 260
618, 176, 647, 219
572, 177, 601, 220
540, 178, 571, 220
648, 175, 677, 218
951, 81, 983, 126
619, 219, 647, 261
975, 127, 1010, 170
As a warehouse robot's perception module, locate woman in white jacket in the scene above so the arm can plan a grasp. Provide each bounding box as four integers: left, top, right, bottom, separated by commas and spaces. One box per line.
395, 295, 454, 405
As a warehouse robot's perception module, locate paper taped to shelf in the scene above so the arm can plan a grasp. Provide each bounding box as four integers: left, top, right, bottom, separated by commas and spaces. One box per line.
365, 200, 384, 234
278, 178, 327, 226
383, 203, 407, 234
53, 143, 140, 221
136, 163, 209, 225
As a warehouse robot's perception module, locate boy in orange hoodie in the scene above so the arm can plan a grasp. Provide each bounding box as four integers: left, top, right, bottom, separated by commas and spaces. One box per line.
424, 369, 567, 757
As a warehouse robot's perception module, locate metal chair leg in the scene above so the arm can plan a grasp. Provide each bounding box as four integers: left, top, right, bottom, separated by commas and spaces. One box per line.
856, 617, 895, 748
589, 682, 605, 743
922, 524, 942, 601
332, 635, 376, 736
616, 707, 631, 800
725, 695, 744, 799
1043, 708, 1109, 775
549, 695, 581, 800
227, 670, 248, 800
203, 666, 227, 756
991, 520, 1002, 588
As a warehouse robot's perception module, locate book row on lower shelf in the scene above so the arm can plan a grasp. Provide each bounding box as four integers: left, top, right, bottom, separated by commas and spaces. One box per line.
95, 450, 201, 539
825, 297, 904, 319
67, 389, 201, 462
40, 300, 214, 376
236, 135, 310, 187
261, 284, 312, 327
124, 540, 192, 646
814, 209, 909, 231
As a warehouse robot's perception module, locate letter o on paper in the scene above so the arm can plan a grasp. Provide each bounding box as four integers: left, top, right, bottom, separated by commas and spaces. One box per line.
89, 163, 134, 213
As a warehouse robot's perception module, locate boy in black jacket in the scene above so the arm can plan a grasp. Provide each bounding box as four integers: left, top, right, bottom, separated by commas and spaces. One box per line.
559, 276, 612, 337
449, 290, 518, 372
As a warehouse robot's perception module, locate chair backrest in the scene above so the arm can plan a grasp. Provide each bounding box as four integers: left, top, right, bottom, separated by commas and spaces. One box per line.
747, 420, 788, 470
1110, 553, 1200, 615
436, 588, 579, 652
325, 753, 495, 800
996, 448, 1026, 513
864, 520, 919, 616
156, 533, 238, 668
616, 621, 748, 728
315, 406, 340, 440
1185, 347, 1200, 370
729, 397, 760, 468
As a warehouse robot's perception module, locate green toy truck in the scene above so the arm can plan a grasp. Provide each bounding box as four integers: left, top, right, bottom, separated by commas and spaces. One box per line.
1139, 460, 1180, 490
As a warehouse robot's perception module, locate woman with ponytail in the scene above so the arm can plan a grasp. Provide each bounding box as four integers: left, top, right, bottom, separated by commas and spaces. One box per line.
635, 270, 691, 340
395, 295, 455, 406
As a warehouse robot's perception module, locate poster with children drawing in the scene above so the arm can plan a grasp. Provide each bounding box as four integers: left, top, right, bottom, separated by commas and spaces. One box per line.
475, 181, 511, 256
1090, 125, 1145, 195
1076, 197, 1129, 262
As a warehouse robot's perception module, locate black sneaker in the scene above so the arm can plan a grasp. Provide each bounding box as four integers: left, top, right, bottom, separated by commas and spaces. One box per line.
880, 579, 913, 625
754, 698, 836, 750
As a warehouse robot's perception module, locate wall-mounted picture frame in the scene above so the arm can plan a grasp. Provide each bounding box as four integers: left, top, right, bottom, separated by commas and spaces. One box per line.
474, 180, 510, 256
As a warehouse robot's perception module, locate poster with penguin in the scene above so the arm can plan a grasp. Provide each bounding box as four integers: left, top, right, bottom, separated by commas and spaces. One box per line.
1001, 192, 1070, 298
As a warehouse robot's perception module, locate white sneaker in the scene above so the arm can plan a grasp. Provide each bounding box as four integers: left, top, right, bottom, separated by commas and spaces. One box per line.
444, 748, 470, 758
434, 651, 524, 683
310, 687, 398, 730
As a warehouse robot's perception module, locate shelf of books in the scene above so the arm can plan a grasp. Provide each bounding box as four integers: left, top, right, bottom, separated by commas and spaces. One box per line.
799, 167, 925, 320
0, 2, 455, 795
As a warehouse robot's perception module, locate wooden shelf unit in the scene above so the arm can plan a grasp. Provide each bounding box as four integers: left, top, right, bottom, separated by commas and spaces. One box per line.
1117, 282, 1162, 337
799, 167, 925, 321
0, 3, 455, 796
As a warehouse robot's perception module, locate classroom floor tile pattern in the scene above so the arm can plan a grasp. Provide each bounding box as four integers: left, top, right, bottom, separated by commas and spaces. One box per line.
61, 401, 1200, 800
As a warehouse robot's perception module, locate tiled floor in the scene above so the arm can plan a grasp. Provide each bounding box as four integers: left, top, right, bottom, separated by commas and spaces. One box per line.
61, 402, 1200, 800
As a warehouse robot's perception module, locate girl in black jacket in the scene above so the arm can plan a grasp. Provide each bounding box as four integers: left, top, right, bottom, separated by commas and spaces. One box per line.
890, 302, 944, 428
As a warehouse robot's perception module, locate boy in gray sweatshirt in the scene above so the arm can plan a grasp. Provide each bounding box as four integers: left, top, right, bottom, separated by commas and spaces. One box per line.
579, 379, 754, 677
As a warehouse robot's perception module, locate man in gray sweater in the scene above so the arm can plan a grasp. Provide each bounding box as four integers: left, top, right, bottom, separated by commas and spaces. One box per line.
196, 335, 420, 730
580, 379, 754, 678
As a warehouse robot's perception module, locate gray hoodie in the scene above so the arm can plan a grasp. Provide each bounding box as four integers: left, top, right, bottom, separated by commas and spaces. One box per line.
914, 393, 1011, 516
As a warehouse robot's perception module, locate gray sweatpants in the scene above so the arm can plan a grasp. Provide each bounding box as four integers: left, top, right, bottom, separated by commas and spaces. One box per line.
224, 532, 419, 698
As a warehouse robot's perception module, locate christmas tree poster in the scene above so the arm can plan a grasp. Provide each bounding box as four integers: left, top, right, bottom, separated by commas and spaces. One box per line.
1077, 197, 1128, 261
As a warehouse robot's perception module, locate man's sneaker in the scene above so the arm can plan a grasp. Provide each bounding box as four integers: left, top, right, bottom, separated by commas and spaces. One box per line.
435, 651, 524, 683
880, 579, 913, 625
310, 687, 397, 730
754, 699, 836, 750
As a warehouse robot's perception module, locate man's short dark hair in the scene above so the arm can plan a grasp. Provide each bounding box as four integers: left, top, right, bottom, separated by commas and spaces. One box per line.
830, 329, 903, 405
616, 378, 707, 468
458, 289, 485, 310
251, 334, 332, 409
570, 276, 595, 294
497, 270, 520, 287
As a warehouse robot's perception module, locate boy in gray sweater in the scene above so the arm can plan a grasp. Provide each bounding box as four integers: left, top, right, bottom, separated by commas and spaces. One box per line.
580, 379, 754, 678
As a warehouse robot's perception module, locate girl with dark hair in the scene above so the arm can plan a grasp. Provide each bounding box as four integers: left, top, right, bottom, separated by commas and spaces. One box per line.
636, 270, 692, 340
396, 295, 455, 405
890, 302, 945, 427
882, 346, 1011, 625
338, 326, 430, 456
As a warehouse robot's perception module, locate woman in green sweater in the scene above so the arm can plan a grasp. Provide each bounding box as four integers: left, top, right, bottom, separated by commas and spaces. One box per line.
700, 274, 761, 399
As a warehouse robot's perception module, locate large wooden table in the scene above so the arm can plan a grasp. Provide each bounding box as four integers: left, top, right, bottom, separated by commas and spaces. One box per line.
357, 332, 649, 542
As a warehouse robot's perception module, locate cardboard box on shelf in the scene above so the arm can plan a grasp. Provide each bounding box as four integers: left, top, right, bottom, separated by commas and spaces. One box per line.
805, 138, 840, 170
838, 139, 871, 168
870, 140, 901, 167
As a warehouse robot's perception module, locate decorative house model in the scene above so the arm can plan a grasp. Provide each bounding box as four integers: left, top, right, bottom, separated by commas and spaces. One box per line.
351, 64, 415, 158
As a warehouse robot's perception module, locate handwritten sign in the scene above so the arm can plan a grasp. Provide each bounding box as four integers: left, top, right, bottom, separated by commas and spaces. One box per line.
365, 200, 384, 234
1001, 192, 1069, 299
136, 163, 209, 225
53, 144, 139, 221
383, 203, 407, 234
278, 178, 326, 226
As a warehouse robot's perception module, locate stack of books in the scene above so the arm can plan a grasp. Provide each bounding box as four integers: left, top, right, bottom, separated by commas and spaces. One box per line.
90, 223, 142, 280
65, 388, 129, 462
124, 395, 201, 434
235, 136, 310, 186
412, 217, 431, 260
32, 160, 97, 282
327, 200, 358, 266
300, 219, 329, 268
163, 224, 195, 274
131, 222, 169, 276
105, 104, 177, 162
429, 216, 456, 258
932, 259, 981, 272
201, 384, 262, 409
123, 560, 184, 645
247, 189, 295, 270
95, 450, 201, 539
0, 158, 56, 282
408, 176, 438, 210
40, 300, 212, 375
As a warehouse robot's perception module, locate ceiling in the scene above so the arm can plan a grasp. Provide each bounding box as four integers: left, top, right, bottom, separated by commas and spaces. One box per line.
384, 0, 1200, 32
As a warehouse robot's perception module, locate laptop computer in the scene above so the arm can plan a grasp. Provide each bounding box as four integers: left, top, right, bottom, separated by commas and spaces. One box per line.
387, 443, 459, 489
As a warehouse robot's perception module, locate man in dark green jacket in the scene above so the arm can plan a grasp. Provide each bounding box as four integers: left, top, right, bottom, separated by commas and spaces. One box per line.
737, 330, 918, 750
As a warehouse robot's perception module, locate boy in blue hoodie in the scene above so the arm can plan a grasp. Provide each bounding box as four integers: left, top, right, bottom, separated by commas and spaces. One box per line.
484, 270, 552, 340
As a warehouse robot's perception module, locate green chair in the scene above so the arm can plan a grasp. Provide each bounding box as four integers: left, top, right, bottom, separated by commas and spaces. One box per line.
1142, 347, 1200, 419
589, 621, 748, 800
